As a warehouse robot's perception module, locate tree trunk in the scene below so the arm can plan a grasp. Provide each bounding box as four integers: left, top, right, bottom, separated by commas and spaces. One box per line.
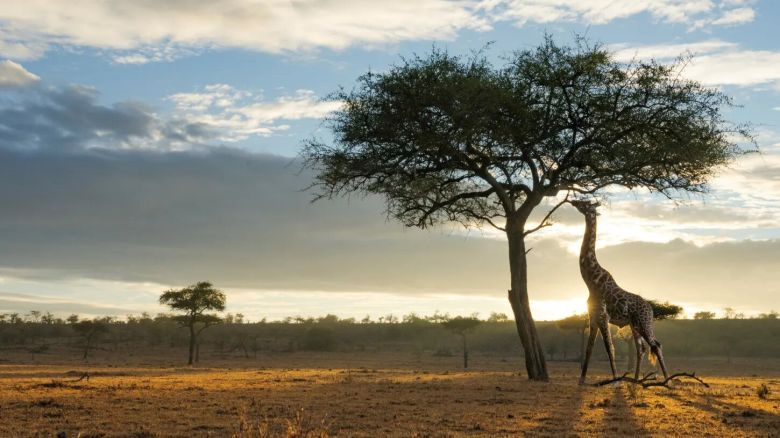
506, 221, 549, 381
188, 325, 195, 365
462, 334, 468, 369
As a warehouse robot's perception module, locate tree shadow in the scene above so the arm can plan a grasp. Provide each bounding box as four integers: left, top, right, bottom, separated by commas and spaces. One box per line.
523, 381, 585, 436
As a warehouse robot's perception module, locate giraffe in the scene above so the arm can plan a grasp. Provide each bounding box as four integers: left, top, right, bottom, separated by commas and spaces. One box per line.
570, 199, 669, 385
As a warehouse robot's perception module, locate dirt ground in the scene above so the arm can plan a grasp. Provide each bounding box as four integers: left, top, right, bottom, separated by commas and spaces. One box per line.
0, 352, 778, 437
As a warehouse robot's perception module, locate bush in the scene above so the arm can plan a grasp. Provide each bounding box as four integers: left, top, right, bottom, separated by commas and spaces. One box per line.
301, 328, 337, 352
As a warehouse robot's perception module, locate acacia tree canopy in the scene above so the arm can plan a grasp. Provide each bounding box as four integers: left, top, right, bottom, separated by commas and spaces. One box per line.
304, 37, 749, 231
159, 281, 226, 322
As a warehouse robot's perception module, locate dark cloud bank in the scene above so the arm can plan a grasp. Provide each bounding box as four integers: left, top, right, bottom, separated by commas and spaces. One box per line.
0, 147, 778, 309
0, 80, 777, 310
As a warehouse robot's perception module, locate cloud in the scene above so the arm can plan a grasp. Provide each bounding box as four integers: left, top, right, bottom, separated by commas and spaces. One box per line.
0, 147, 511, 294
168, 85, 342, 142
0, 1, 489, 60
0, 84, 187, 151
0, 1, 757, 62
0, 80, 337, 151
486, 0, 748, 28
709, 6, 755, 25
0, 291, 140, 316
611, 40, 780, 89
0, 29, 47, 60
111, 45, 195, 65
610, 39, 737, 61
0, 59, 39, 88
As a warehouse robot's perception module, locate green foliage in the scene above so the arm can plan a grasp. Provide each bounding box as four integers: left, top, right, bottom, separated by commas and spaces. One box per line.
694, 311, 716, 320
649, 301, 683, 320
1, 312, 779, 361
441, 316, 481, 335
159, 281, 226, 327
72, 319, 110, 337
487, 312, 509, 322
555, 313, 588, 331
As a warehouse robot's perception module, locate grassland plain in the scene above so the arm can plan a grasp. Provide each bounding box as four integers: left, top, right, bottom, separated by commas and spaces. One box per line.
0, 352, 778, 437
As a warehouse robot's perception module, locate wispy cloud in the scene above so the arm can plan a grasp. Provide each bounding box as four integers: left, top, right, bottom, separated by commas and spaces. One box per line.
111, 45, 196, 65
610, 39, 737, 61
709, 6, 756, 26
484, 0, 755, 29
168, 85, 342, 142
0, 59, 39, 88
611, 40, 780, 89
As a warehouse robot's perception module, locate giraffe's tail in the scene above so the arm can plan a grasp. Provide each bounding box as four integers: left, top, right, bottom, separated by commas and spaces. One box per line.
648, 349, 658, 366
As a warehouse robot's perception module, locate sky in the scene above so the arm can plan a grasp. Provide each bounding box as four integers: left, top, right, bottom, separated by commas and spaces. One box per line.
0, 0, 778, 321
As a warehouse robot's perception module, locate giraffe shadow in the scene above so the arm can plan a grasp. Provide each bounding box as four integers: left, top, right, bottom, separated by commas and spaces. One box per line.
601, 385, 651, 437
661, 389, 780, 435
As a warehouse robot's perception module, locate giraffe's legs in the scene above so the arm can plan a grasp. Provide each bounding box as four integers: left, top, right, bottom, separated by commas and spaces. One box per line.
578, 323, 598, 385
649, 341, 669, 380
598, 317, 618, 379
632, 327, 644, 380
636, 326, 670, 380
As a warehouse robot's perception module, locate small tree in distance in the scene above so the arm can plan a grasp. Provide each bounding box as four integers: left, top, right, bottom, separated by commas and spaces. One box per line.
649, 301, 683, 320
303, 36, 751, 380
159, 281, 226, 365
555, 313, 589, 363
72, 317, 111, 360
442, 316, 482, 369
694, 311, 716, 320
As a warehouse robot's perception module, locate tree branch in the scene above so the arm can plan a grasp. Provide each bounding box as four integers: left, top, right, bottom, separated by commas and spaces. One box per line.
523, 192, 570, 236
591, 371, 709, 388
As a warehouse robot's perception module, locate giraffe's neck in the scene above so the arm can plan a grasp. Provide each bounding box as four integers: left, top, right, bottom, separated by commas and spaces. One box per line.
580, 211, 612, 292
580, 211, 599, 266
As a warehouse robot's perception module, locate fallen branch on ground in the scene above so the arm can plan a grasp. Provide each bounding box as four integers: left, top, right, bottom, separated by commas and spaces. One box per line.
592, 371, 708, 388
69, 372, 90, 382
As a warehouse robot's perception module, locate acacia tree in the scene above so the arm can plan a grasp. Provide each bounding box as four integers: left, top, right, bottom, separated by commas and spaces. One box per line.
442, 316, 481, 369
303, 37, 750, 380
72, 317, 111, 360
159, 281, 226, 365
556, 313, 589, 362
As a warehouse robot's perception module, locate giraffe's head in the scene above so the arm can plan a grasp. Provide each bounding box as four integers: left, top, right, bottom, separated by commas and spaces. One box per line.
570, 199, 600, 216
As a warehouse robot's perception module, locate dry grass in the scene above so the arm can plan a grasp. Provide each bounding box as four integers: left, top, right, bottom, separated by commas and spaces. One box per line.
0, 353, 778, 437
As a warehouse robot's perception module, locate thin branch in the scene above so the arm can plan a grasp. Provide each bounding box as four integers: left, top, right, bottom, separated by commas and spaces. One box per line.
523, 192, 570, 236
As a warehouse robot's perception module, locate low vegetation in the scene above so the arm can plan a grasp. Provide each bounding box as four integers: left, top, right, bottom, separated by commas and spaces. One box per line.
1, 311, 777, 366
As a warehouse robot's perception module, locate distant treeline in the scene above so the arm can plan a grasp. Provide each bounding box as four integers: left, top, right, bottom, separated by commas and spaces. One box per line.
0, 311, 778, 362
